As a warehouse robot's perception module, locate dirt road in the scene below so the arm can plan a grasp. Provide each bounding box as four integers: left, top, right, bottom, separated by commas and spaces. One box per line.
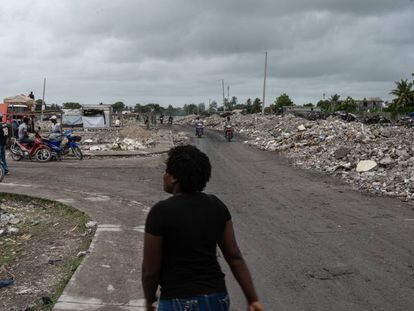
1, 126, 413, 310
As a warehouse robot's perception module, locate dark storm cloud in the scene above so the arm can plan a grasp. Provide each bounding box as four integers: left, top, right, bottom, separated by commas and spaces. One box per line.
0, 0, 413, 106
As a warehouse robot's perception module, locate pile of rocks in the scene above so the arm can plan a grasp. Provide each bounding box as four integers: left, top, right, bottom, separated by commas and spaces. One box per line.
79, 124, 156, 152
178, 113, 414, 201
0, 207, 21, 236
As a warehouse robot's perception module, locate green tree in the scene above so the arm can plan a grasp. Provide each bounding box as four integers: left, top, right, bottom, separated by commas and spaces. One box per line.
183, 104, 198, 115
304, 103, 314, 108
317, 99, 331, 111
245, 98, 253, 114
225, 96, 237, 111
35, 99, 43, 112
337, 96, 357, 112
389, 79, 414, 111
208, 101, 218, 114
198, 103, 206, 114
167, 105, 174, 116
112, 101, 125, 112
330, 94, 341, 112
63, 102, 82, 109
49, 104, 62, 111
251, 98, 262, 113
271, 93, 294, 113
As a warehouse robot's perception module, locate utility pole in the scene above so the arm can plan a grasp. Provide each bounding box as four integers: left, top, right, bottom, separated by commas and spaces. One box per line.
221, 79, 226, 112
41, 78, 46, 121
262, 51, 268, 115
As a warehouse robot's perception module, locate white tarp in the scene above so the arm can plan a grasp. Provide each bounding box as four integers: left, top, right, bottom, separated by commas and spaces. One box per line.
63, 115, 83, 125
82, 116, 105, 128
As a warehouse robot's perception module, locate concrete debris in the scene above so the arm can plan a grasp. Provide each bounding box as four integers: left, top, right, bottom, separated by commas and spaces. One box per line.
77, 123, 165, 152
77, 251, 88, 258
85, 221, 97, 228
297, 124, 306, 131
356, 160, 377, 172
177, 113, 414, 201
7, 227, 19, 234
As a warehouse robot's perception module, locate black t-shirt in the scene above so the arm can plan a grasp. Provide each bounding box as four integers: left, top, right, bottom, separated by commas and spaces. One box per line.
145, 192, 232, 299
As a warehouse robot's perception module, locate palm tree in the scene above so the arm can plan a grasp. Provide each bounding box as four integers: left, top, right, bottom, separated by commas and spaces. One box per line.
390, 79, 414, 111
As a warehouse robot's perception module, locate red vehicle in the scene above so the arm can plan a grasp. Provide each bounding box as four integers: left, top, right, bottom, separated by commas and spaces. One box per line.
10, 132, 52, 162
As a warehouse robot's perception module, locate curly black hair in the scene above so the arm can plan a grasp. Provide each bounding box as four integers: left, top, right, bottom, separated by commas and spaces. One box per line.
166, 145, 211, 193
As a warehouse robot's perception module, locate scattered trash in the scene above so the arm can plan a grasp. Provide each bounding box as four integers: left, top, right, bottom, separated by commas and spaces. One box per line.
48, 259, 63, 265
7, 227, 19, 235
42, 297, 53, 305
85, 221, 97, 228
0, 279, 14, 288
77, 251, 88, 258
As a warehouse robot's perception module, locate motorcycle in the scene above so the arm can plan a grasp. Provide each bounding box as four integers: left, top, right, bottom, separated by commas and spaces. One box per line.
224, 125, 234, 142
42, 130, 83, 160
195, 123, 204, 138
10, 132, 52, 162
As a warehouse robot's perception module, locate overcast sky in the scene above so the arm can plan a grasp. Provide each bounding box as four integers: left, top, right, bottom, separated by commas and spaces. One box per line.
0, 0, 413, 107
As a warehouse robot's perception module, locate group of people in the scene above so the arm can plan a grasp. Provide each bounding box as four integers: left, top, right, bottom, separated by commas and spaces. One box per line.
0, 114, 62, 175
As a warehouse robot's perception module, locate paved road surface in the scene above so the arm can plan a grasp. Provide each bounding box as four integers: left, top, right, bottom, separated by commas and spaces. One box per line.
1, 126, 413, 310
188, 127, 414, 311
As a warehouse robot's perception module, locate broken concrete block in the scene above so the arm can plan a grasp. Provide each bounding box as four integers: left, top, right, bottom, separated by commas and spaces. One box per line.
379, 156, 393, 166
89, 146, 101, 151
334, 147, 351, 160
7, 227, 19, 234
297, 124, 306, 131
85, 221, 97, 228
356, 160, 377, 172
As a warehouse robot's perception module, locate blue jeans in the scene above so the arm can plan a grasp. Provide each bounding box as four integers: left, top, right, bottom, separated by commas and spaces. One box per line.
158, 292, 230, 311
0, 144, 8, 173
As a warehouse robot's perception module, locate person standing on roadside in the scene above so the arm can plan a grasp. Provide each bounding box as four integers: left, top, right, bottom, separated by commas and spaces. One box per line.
142, 145, 264, 311
0, 113, 9, 175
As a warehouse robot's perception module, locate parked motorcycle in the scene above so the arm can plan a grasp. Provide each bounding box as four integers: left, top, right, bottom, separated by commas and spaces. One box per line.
225, 125, 234, 142
196, 123, 204, 138
42, 130, 83, 160
10, 132, 52, 162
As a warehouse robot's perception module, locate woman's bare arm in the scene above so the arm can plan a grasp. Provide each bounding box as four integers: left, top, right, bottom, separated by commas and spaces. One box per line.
142, 233, 163, 309
219, 220, 263, 309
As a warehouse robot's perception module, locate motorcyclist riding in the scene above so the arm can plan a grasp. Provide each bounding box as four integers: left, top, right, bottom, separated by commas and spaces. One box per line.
195, 116, 204, 137
223, 116, 233, 133
223, 116, 234, 141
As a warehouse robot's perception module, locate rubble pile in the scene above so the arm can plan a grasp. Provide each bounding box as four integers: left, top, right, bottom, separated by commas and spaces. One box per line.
79, 124, 156, 152
178, 114, 414, 200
